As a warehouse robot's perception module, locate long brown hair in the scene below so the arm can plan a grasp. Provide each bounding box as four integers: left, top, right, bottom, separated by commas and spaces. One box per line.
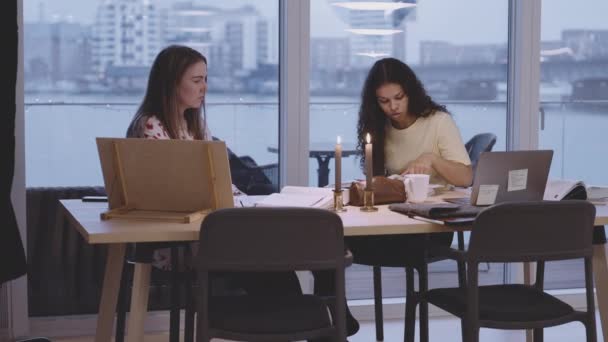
356, 57, 447, 175
127, 45, 208, 140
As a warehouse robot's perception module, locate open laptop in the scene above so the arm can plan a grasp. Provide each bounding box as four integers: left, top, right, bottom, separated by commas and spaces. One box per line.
445, 150, 553, 207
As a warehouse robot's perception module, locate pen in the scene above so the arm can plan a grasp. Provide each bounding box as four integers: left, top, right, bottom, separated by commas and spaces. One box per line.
239, 199, 245, 208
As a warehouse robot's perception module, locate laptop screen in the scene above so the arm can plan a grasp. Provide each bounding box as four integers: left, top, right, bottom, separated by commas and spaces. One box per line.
468, 150, 553, 206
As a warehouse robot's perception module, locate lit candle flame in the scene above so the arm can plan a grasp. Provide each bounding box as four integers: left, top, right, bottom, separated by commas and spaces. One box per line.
337, 135, 341, 144
366, 133, 371, 144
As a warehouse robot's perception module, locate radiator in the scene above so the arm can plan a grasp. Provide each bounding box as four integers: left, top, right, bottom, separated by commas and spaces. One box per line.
27, 186, 176, 316
0, 285, 8, 340
27, 187, 108, 316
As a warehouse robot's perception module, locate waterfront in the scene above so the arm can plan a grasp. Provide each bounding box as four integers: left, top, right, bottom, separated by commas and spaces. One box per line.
24, 93, 608, 188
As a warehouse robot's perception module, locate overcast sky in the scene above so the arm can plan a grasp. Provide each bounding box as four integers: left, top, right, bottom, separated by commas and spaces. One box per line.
23, 0, 608, 63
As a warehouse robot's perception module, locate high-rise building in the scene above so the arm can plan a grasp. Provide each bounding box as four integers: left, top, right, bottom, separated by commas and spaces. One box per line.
24, 21, 92, 84
419, 41, 506, 65
221, 6, 269, 74
339, 0, 416, 68
311, 37, 350, 71
163, 3, 276, 77
92, 0, 162, 76
562, 29, 608, 61
348, 10, 395, 68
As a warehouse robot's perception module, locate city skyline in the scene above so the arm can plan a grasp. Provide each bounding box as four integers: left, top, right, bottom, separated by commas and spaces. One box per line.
21, 0, 608, 100
23, 0, 608, 65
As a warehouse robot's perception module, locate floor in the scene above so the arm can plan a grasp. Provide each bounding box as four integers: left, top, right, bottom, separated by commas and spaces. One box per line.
53, 315, 599, 342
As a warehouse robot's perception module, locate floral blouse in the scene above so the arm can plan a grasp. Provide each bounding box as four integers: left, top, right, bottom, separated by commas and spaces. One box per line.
143, 116, 199, 140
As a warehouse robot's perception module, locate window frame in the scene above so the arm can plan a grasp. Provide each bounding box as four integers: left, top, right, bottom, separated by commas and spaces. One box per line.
11, 0, 566, 336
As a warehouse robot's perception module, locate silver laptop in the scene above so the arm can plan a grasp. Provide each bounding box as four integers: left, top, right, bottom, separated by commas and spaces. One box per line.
445, 150, 553, 206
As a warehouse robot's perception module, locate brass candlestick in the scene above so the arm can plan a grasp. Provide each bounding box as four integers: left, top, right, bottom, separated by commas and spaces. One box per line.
360, 189, 378, 212
331, 189, 347, 212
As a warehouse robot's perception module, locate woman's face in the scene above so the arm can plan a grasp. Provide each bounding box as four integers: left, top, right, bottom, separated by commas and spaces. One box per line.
176, 61, 207, 113
376, 83, 410, 124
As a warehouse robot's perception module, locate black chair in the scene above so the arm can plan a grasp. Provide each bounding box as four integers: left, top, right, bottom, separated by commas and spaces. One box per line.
348, 233, 461, 342
195, 207, 351, 342
427, 201, 597, 342
361, 132, 496, 342
465, 133, 497, 172
213, 136, 278, 195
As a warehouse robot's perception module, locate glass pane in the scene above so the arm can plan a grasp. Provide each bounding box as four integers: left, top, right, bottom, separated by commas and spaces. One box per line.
539, 0, 608, 290
310, 0, 509, 299
24, 0, 279, 316
24, 0, 279, 191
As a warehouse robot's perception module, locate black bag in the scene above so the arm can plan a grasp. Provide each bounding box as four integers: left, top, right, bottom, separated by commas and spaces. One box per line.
213, 137, 277, 195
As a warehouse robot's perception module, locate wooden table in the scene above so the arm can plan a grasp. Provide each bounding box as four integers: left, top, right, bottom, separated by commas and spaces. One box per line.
60, 198, 608, 342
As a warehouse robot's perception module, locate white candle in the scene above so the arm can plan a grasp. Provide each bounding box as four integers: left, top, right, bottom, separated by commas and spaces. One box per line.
335, 136, 342, 192
365, 133, 373, 190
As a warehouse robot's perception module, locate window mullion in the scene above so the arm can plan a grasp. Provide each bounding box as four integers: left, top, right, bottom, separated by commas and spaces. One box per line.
279, 0, 310, 187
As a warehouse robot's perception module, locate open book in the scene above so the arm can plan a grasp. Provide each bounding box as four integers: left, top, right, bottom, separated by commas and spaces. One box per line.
255, 186, 348, 209
543, 179, 587, 201
587, 185, 608, 202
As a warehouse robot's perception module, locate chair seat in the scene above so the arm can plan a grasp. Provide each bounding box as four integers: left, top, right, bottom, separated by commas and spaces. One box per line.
348, 232, 453, 267
210, 295, 332, 334
427, 284, 574, 322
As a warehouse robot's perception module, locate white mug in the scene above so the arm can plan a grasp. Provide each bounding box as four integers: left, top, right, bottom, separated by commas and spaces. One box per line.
403, 174, 430, 203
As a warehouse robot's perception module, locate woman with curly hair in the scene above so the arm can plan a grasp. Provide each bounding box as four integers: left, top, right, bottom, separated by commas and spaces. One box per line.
356, 57, 472, 185
315, 57, 472, 341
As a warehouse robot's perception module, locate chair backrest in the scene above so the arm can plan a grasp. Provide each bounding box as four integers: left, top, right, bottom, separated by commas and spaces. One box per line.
465, 133, 497, 167
467, 200, 595, 263
198, 207, 345, 272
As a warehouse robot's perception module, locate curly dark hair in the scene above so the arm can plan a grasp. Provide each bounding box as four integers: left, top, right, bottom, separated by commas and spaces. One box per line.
357, 57, 448, 175
127, 45, 208, 140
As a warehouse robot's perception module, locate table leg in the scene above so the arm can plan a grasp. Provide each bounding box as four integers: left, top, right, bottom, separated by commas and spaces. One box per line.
593, 243, 608, 342
95, 243, 126, 342
126, 262, 152, 342
315, 155, 331, 187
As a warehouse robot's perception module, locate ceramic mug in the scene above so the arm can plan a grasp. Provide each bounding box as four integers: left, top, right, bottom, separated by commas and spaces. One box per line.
403, 174, 430, 203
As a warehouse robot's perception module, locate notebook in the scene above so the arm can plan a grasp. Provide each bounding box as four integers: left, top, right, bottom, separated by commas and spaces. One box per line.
254, 186, 349, 209
389, 202, 484, 226
444, 150, 553, 207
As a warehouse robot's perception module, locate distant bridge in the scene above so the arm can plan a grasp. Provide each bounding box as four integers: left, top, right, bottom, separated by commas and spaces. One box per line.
412, 59, 608, 84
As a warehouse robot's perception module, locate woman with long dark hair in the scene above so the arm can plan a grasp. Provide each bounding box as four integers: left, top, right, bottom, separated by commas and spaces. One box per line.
315, 58, 472, 340
357, 57, 472, 185
127, 45, 209, 142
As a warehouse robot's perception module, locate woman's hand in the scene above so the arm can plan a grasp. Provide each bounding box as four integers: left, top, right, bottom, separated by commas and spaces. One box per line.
402, 153, 436, 175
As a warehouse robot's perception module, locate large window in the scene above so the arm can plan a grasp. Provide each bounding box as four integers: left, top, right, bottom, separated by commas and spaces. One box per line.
310, 0, 509, 299
24, 0, 280, 189
539, 0, 608, 290
23, 0, 279, 317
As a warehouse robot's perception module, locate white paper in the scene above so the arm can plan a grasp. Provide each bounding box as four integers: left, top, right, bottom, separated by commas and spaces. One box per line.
587, 185, 608, 200
508, 169, 528, 192
255, 186, 336, 209
476, 184, 499, 206
543, 179, 585, 201
255, 193, 330, 208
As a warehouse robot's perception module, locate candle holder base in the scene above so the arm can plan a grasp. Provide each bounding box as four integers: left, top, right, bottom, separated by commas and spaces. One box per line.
330, 190, 347, 212
360, 189, 378, 212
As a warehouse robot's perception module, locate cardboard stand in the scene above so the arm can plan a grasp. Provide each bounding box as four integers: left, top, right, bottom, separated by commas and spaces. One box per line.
96, 138, 234, 223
